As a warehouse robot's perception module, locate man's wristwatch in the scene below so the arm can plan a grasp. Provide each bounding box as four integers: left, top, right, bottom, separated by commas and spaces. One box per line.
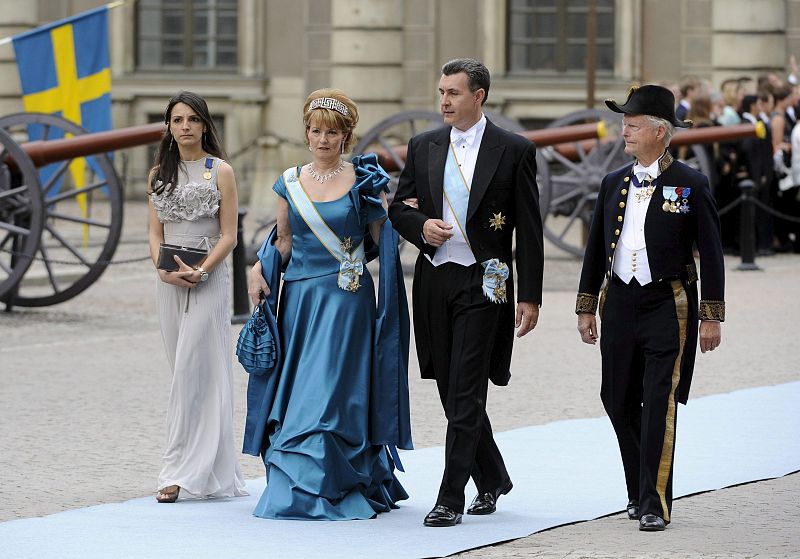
195, 267, 209, 282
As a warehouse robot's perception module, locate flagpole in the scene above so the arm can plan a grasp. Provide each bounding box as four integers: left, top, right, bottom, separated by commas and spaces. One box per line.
0, 0, 126, 47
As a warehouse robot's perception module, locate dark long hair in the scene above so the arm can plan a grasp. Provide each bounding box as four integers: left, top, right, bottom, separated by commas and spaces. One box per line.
149, 91, 226, 196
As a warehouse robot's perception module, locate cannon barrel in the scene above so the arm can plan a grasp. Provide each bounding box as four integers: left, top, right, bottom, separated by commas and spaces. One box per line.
670, 121, 766, 146
5, 118, 764, 171
519, 121, 606, 145
373, 120, 764, 171
16, 122, 166, 167
545, 121, 766, 162
372, 121, 606, 172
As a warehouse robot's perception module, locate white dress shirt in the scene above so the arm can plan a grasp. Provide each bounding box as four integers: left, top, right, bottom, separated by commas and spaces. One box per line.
613, 158, 661, 285
430, 114, 487, 267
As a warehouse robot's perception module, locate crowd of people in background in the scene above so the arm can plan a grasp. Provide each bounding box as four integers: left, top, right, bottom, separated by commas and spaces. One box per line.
660, 62, 800, 254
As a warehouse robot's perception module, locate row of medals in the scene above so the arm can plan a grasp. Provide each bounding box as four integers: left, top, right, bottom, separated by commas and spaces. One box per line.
663, 199, 687, 213
634, 178, 687, 213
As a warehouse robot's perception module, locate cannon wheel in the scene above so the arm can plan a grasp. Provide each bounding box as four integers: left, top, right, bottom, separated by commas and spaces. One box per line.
538, 109, 628, 257
539, 109, 713, 257
0, 113, 123, 307
0, 127, 44, 302
352, 110, 443, 183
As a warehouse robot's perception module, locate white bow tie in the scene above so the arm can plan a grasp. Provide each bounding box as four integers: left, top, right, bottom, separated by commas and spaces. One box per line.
633, 161, 659, 182
451, 129, 476, 146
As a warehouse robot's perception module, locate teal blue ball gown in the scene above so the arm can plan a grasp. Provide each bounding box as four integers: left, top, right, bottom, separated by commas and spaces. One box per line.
246, 154, 411, 520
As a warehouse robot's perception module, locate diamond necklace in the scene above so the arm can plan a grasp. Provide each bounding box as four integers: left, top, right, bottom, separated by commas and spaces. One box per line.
307, 159, 346, 183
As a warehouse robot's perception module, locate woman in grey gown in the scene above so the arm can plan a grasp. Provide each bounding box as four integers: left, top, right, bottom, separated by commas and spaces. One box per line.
147, 91, 247, 503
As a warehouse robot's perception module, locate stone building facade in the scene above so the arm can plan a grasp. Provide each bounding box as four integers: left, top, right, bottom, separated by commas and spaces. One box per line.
1, 0, 799, 214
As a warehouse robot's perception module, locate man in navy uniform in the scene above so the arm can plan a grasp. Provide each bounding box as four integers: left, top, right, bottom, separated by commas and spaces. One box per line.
575, 84, 725, 531
390, 58, 543, 527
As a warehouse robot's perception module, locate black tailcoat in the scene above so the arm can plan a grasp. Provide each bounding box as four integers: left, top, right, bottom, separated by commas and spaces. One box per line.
577, 157, 726, 403
389, 119, 544, 385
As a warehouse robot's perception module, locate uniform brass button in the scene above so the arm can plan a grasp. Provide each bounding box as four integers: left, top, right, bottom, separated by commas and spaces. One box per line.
618, 216, 623, 222
611, 242, 616, 249
608, 256, 612, 262
621, 189, 628, 195
614, 229, 620, 235
624, 176, 630, 182
607, 271, 611, 277
619, 202, 625, 208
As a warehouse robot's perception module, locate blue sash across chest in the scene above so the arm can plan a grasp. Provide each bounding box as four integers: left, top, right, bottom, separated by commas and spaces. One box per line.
282, 166, 365, 292
443, 144, 471, 248
442, 143, 509, 303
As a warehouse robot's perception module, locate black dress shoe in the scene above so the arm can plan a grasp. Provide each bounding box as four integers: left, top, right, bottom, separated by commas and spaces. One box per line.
639, 513, 666, 531
423, 504, 462, 527
626, 499, 639, 520
466, 481, 513, 515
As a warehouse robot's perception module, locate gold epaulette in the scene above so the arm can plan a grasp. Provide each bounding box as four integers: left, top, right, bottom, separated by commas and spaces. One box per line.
699, 300, 725, 321
576, 293, 599, 315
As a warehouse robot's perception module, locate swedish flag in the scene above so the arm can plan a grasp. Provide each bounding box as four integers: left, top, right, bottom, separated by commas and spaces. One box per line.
11, 6, 112, 227
12, 6, 111, 133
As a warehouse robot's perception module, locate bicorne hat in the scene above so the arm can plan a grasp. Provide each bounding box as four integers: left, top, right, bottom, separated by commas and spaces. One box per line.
605, 84, 692, 128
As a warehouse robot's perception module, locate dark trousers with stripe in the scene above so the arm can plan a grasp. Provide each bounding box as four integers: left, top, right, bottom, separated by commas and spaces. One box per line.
417, 259, 511, 512
600, 275, 688, 523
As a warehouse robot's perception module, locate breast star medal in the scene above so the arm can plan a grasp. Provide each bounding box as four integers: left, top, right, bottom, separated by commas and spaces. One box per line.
489, 212, 506, 231
340, 236, 353, 253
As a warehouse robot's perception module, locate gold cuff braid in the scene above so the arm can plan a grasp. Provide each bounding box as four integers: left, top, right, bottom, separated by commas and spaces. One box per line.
576, 293, 599, 315
700, 300, 725, 321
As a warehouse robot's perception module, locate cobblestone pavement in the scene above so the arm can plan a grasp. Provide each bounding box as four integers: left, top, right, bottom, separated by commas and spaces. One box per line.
1, 201, 798, 558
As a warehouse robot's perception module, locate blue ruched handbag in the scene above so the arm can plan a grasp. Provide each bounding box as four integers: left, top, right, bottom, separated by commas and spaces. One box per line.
236, 302, 278, 376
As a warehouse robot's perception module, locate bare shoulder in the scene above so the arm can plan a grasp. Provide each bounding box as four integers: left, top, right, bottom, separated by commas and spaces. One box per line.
216, 161, 238, 192
217, 160, 236, 179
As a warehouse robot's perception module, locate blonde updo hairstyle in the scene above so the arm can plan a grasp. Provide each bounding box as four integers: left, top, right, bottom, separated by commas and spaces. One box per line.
303, 89, 359, 153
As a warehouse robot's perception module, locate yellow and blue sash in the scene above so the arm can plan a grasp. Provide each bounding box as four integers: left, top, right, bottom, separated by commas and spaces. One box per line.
282, 167, 365, 292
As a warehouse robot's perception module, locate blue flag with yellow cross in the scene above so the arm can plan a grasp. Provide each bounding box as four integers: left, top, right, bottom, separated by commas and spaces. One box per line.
12, 5, 111, 206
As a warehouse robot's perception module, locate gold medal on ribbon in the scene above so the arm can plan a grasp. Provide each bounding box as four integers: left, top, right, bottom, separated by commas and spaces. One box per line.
203, 171, 212, 180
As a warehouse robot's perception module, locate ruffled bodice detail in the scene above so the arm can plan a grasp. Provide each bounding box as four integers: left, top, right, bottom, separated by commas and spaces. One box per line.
152, 182, 221, 223
151, 157, 223, 223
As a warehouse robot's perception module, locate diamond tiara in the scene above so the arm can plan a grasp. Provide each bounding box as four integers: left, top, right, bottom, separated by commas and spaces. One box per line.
308, 97, 350, 117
